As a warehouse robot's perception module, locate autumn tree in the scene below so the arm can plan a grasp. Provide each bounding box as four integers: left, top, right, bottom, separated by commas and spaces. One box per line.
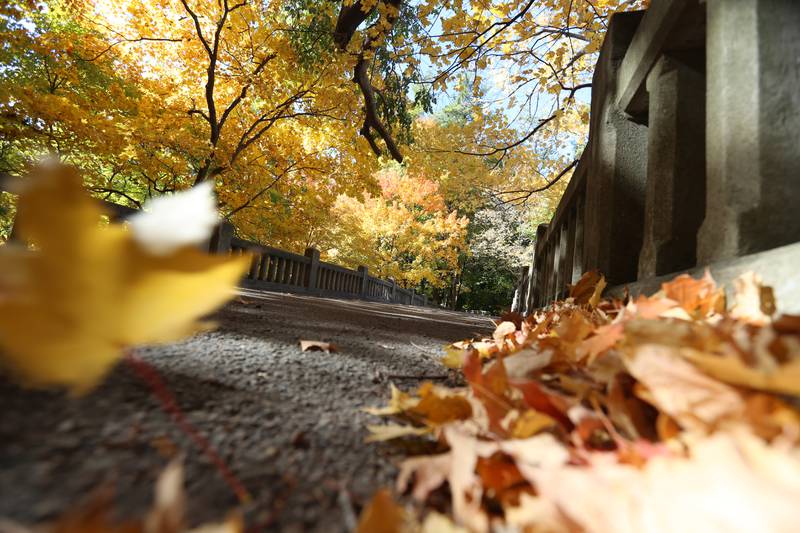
327, 165, 468, 288
1, 0, 646, 306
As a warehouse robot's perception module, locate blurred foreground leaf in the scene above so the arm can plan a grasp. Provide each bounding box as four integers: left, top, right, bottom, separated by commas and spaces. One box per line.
0, 164, 249, 393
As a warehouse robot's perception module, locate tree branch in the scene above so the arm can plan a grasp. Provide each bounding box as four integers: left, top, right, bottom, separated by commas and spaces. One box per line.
496, 159, 578, 205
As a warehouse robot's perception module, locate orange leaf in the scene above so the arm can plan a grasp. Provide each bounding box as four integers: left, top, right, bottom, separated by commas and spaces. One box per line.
356, 489, 408, 533
660, 270, 723, 317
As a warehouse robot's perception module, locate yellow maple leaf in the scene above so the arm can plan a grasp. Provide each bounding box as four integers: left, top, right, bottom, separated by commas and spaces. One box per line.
0, 164, 249, 393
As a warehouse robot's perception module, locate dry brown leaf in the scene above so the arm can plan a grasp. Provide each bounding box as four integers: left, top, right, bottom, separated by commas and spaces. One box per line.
730, 271, 776, 325
577, 322, 624, 363
682, 348, 800, 397
510, 410, 556, 439
368, 268, 800, 531
569, 271, 605, 306
364, 384, 419, 416
625, 345, 745, 432
588, 275, 607, 309
502, 348, 552, 379
299, 340, 337, 353
0, 165, 249, 393
492, 321, 517, 343
410, 382, 473, 425
145, 460, 186, 533
660, 270, 724, 318
420, 512, 468, 533
365, 424, 432, 442
527, 431, 800, 533
355, 489, 409, 533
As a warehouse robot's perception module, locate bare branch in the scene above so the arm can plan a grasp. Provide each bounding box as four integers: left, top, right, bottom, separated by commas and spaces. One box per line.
495, 159, 578, 205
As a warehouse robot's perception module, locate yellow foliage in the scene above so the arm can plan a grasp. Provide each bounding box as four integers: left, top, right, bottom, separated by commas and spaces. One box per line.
0, 165, 249, 393
328, 166, 468, 288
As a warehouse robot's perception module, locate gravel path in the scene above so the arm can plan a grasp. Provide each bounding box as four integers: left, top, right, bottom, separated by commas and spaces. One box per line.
0, 291, 494, 531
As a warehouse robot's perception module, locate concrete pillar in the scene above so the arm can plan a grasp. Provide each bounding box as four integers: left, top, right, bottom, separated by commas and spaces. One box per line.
533, 224, 548, 307
304, 247, 320, 290
583, 12, 649, 286
511, 265, 527, 312
523, 262, 535, 314
358, 266, 369, 298
638, 53, 706, 278
698, 0, 800, 263
208, 221, 235, 254
570, 193, 585, 284
557, 218, 570, 297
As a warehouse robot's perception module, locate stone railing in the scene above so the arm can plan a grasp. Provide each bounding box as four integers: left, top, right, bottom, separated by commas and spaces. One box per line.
213, 224, 426, 306
514, 0, 800, 315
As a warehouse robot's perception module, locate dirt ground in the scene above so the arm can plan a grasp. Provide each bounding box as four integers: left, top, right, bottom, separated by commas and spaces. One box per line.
0, 291, 494, 532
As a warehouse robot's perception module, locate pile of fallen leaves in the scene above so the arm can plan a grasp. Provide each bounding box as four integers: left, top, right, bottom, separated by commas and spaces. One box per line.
360, 270, 800, 532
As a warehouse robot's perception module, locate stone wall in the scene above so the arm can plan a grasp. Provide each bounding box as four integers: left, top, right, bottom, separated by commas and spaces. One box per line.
514, 0, 800, 315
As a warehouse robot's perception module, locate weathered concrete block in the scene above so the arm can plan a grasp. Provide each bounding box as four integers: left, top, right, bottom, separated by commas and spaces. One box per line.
583, 11, 649, 286
610, 241, 800, 315
208, 221, 235, 254
638, 53, 706, 278
304, 247, 320, 290
698, 0, 800, 263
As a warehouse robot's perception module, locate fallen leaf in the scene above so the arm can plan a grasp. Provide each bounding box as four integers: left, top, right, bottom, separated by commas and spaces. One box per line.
502, 348, 552, 379
577, 322, 624, 363
492, 321, 517, 344
421, 512, 468, 533
441, 345, 467, 369
731, 271, 776, 325
299, 340, 337, 353
569, 270, 605, 306
464, 353, 513, 435
355, 489, 408, 533
145, 460, 186, 533
397, 452, 452, 502
625, 344, 746, 432
661, 270, 724, 318
588, 276, 607, 308
410, 382, 473, 425
365, 424, 432, 442
682, 348, 800, 397
528, 431, 800, 533
0, 164, 249, 393
475, 452, 526, 494
510, 409, 556, 438
364, 384, 419, 416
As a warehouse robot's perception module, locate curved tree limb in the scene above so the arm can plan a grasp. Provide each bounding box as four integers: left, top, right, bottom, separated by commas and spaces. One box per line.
335, 0, 405, 163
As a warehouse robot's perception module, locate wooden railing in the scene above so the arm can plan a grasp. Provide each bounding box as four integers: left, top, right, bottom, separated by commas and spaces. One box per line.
514, 0, 800, 314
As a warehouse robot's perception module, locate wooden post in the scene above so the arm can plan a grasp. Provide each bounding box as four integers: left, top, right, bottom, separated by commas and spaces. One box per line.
305, 247, 320, 291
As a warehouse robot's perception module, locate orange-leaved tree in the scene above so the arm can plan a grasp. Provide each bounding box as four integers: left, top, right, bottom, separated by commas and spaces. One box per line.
327, 165, 468, 288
